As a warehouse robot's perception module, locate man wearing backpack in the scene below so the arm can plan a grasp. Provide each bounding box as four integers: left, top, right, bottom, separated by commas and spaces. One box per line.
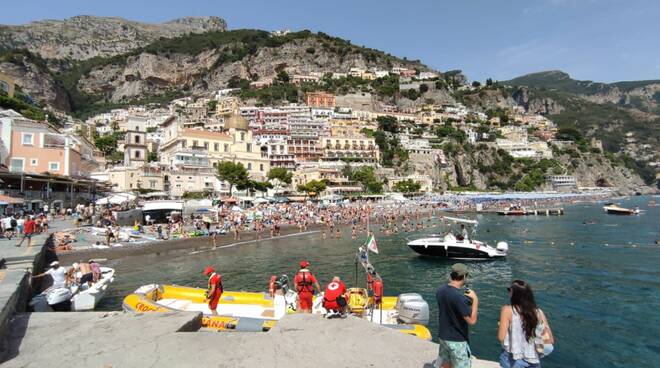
294, 260, 321, 313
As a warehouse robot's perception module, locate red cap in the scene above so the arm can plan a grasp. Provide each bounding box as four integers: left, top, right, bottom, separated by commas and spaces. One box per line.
299, 260, 310, 268
203, 266, 215, 275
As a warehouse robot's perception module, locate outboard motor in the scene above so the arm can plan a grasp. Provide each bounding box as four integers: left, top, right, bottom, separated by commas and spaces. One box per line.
496, 241, 509, 253
395, 293, 429, 325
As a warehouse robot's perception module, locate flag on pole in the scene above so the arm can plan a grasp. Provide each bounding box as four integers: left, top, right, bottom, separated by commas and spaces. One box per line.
365, 234, 379, 254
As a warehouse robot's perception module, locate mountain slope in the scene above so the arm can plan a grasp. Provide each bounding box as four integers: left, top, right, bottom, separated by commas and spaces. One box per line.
504, 71, 660, 113
0, 15, 227, 60
1, 28, 430, 117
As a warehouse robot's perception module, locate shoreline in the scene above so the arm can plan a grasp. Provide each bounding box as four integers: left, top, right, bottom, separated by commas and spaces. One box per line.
58, 193, 621, 262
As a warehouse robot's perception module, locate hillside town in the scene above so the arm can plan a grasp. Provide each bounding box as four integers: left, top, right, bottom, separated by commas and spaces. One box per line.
0, 65, 623, 212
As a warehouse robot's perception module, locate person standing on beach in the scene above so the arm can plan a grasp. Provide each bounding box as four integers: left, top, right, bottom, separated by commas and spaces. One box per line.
294, 260, 321, 313
435, 263, 479, 368
16, 215, 36, 248
204, 266, 223, 315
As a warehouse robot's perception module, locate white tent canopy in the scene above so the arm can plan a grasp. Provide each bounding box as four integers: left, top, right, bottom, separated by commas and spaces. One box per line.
96, 193, 136, 205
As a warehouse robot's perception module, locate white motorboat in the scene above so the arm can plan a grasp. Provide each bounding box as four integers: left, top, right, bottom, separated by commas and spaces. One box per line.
30, 266, 115, 312
71, 267, 116, 311
603, 203, 640, 215
406, 216, 508, 260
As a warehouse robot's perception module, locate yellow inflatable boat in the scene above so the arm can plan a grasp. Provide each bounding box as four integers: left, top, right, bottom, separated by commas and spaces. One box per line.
123, 284, 431, 340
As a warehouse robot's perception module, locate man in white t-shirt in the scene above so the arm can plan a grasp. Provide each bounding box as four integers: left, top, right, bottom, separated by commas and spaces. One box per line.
32, 261, 68, 288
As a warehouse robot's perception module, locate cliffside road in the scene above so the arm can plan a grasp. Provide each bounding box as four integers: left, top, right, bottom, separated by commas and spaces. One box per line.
3, 312, 497, 367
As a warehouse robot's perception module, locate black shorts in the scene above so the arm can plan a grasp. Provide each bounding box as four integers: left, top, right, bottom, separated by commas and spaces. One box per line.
336, 295, 347, 307
23, 233, 32, 239
80, 272, 94, 284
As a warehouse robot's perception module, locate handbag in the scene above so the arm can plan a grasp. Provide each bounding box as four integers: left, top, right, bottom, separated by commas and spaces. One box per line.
534, 309, 554, 357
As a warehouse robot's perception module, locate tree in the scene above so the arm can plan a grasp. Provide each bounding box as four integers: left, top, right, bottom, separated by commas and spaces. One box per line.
471, 81, 481, 88
147, 151, 159, 162
267, 167, 293, 184
350, 166, 383, 194
419, 83, 429, 93
276, 70, 290, 84
393, 179, 422, 193
376, 115, 398, 133
486, 78, 493, 87
267, 167, 293, 193
249, 180, 272, 197
216, 161, 249, 195
297, 180, 326, 197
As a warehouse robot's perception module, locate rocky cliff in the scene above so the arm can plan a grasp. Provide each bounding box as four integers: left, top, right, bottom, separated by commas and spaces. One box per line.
0, 16, 227, 60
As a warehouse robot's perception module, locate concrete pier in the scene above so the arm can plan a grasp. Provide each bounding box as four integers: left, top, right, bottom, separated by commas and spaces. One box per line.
3, 312, 497, 367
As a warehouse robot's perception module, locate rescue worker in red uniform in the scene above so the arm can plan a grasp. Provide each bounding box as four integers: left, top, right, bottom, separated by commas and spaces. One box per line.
293, 260, 321, 313
367, 271, 384, 307
322, 276, 349, 314
204, 266, 223, 315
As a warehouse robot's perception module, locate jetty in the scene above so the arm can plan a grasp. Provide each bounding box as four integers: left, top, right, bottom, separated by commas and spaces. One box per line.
496, 207, 564, 216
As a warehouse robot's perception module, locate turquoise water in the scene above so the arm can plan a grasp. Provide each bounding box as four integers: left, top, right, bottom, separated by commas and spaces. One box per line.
98, 196, 660, 368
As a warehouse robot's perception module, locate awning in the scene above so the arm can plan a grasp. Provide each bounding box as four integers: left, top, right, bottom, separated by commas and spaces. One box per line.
0, 194, 24, 205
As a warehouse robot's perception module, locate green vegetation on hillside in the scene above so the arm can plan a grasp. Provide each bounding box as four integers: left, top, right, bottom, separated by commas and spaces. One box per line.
503, 70, 660, 95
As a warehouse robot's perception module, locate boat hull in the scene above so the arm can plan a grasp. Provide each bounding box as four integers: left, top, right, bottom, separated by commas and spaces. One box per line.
407, 244, 505, 260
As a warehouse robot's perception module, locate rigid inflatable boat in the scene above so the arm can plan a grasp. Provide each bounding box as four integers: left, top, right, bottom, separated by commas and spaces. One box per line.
122, 283, 431, 340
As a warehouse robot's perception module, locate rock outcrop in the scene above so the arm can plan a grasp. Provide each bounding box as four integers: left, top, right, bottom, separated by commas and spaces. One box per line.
0, 16, 227, 60
511, 86, 564, 115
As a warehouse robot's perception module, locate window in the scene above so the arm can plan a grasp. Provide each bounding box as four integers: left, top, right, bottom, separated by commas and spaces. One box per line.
247, 163, 252, 170
10, 158, 24, 172
240, 132, 245, 141
214, 143, 219, 151
246, 143, 252, 152
30, 159, 38, 166
204, 142, 209, 149
224, 144, 229, 152
181, 140, 187, 148
48, 162, 60, 171
135, 150, 141, 159
135, 135, 141, 144
193, 140, 199, 147
21, 133, 34, 146
149, 180, 156, 189
260, 164, 264, 171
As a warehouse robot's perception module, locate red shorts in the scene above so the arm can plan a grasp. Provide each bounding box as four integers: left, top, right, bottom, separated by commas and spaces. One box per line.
208, 292, 221, 310
322, 300, 339, 311
298, 291, 313, 310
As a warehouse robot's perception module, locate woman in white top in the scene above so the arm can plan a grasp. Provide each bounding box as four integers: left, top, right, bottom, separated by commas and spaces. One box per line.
498, 280, 554, 368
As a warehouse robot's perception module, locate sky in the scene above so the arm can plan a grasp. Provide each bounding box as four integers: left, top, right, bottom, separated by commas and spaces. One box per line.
1, 0, 659, 83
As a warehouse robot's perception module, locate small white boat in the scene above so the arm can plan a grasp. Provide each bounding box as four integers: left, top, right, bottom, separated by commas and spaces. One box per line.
71, 267, 116, 311
30, 267, 115, 312
603, 203, 640, 215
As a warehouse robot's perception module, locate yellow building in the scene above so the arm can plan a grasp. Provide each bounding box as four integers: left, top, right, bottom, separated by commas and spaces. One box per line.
321, 137, 380, 163
159, 112, 270, 179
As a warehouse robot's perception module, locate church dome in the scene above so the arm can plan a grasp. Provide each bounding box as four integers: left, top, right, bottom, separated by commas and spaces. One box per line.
224, 111, 249, 131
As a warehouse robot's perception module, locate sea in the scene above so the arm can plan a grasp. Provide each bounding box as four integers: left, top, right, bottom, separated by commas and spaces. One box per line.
97, 195, 660, 368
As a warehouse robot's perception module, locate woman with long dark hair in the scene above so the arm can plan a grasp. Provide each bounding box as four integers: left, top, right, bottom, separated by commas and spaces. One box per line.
498, 280, 554, 368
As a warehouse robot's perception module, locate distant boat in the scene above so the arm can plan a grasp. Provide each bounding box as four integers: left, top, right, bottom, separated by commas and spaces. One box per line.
497, 205, 527, 216
603, 203, 640, 215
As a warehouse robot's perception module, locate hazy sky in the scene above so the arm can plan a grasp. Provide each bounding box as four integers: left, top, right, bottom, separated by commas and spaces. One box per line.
2, 0, 658, 83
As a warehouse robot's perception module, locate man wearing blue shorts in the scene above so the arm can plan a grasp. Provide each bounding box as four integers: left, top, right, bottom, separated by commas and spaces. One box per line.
435, 263, 479, 368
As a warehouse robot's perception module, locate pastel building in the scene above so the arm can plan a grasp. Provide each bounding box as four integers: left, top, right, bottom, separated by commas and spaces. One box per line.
0, 109, 98, 178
